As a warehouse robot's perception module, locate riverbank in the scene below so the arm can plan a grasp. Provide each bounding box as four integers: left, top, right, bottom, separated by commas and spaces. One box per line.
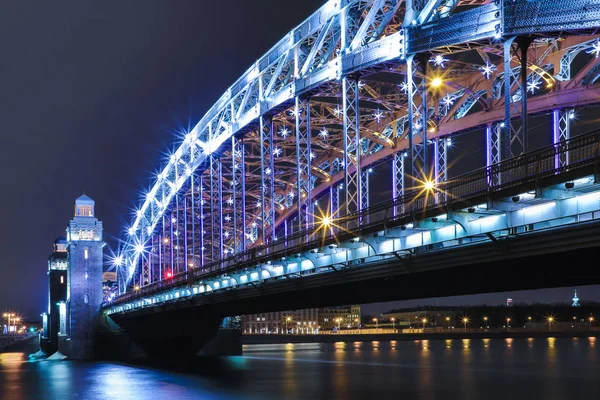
0, 335, 39, 353
242, 329, 600, 344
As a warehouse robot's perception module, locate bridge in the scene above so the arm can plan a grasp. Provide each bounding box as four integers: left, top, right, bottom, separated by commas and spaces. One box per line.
100, 0, 600, 359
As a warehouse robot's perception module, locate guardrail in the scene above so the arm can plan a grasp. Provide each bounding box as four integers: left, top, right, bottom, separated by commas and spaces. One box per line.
109, 128, 600, 306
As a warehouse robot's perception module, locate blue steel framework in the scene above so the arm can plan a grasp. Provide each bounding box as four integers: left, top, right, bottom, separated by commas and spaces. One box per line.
115, 0, 600, 296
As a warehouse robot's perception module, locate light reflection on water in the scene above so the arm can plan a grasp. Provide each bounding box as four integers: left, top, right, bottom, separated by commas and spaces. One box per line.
0, 338, 598, 400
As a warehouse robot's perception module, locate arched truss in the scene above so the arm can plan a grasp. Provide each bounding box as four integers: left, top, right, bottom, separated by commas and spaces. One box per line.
119, 0, 600, 290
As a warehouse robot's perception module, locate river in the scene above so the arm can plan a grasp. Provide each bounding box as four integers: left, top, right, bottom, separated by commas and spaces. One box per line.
0, 337, 598, 399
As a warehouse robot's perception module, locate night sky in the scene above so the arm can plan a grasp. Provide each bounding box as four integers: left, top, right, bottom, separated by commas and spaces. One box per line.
1, 1, 597, 319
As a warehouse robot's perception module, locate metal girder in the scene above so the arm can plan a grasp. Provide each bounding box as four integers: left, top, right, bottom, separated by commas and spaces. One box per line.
434, 137, 448, 184
198, 175, 206, 269
330, 158, 341, 219
220, 153, 234, 256
232, 137, 246, 254
342, 77, 362, 217
406, 54, 428, 184
553, 109, 572, 169
503, 37, 531, 158
486, 123, 502, 186
295, 97, 313, 231
260, 116, 276, 244
503, 0, 600, 36
350, 0, 402, 50
209, 156, 223, 262
188, 177, 197, 270
392, 151, 406, 216
408, 3, 500, 54
360, 169, 370, 223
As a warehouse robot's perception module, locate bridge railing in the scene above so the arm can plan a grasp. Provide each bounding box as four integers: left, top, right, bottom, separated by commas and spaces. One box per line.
111, 128, 600, 305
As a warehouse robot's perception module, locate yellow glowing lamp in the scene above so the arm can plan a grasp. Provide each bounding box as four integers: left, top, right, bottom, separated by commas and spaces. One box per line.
431, 77, 443, 88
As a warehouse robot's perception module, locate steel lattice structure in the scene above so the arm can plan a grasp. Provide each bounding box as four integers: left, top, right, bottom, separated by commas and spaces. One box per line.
115, 0, 600, 294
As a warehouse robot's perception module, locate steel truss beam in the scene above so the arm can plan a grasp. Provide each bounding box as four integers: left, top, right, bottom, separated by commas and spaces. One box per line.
503, 37, 532, 158
198, 176, 206, 269
486, 122, 502, 186
342, 77, 362, 217
392, 151, 406, 216
209, 156, 223, 263
232, 137, 246, 253
553, 109, 572, 169
295, 97, 313, 231
260, 116, 276, 244
406, 54, 429, 184
330, 158, 341, 219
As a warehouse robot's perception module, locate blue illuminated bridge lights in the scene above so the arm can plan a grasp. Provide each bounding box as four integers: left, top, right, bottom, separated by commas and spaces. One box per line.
106, 0, 600, 313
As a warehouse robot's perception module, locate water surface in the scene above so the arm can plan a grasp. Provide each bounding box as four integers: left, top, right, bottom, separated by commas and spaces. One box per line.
1, 337, 598, 399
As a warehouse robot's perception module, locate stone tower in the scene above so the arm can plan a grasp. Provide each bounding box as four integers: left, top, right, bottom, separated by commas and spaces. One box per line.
41, 237, 68, 354
61, 194, 104, 359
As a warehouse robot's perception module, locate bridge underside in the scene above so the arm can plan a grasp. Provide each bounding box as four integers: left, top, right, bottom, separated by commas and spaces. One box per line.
108, 216, 600, 359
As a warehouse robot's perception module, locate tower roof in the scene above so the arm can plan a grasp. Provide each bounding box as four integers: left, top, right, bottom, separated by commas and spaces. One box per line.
53, 236, 67, 244
75, 194, 95, 205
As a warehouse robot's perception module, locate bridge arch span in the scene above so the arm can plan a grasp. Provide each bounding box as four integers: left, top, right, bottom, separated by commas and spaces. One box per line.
114, 0, 600, 293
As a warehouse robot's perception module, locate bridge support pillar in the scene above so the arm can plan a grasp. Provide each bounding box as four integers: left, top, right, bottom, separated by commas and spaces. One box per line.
342, 77, 362, 220
553, 108, 572, 169
260, 116, 276, 244
295, 97, 313, 231
503, 37, 532, 158
407, 53, 429, 184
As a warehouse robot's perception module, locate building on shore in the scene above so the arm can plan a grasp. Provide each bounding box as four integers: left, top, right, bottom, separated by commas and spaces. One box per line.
319, 305, 362, 330
381, 309, 461, 329
243, 305, 361, 334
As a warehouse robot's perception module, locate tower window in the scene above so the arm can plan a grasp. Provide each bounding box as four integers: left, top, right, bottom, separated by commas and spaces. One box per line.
84, 249, 89, 259
76, 205, 93, 217
60, 276, 64, 284
83, 294, 89, 304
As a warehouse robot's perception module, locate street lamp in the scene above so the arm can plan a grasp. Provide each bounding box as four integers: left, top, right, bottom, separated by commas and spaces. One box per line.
445, 316, 450, 330
373, 318, 378, 329
422, 318, 428, 329
285, 316, 292, 334
391, 317, 395, 331
462, 317, 469, 332
589, 316, 594, 329
483, 316, 488, 329
506, 317, 511, 331
547, 316, 555, 331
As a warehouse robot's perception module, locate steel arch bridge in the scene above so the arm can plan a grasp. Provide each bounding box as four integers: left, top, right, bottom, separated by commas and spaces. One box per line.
109, 0, 600, 306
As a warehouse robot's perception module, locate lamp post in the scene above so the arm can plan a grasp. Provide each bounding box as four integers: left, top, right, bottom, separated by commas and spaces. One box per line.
445, 316, 450, 330
373, 318, 378, 329
422, 318, 428, 330
506, 317, 511, 332
589, 316, 594, 330
391, 318, 395, 332
462, 317, 469, 332
3, 313, 8, 333
483, 316, 488, 329
547, 316, 555, 331
285, 316, 292, 334
3, 313, 16, 334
